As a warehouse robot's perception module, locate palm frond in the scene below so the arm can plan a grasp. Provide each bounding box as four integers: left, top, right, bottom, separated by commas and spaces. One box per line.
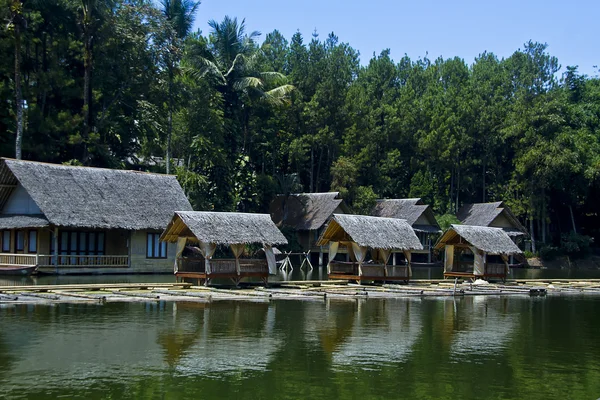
234, 76, 263, 91
262, 84, 296, 105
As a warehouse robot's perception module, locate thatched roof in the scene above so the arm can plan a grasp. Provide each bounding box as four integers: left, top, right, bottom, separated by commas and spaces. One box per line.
0, 214, 49, 229
0, 158, 192, 230
316, 214, 423, 250
457, 201, 527, 236
370, 198, 441, 233
269, 192, 349, 231
161, 211, 288, 246
435, 225, 522, 255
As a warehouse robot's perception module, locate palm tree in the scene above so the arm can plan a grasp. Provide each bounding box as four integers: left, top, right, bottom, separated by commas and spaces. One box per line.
185, 16, 294, 152
160, 0, 200, 174
8, 0, 25, 160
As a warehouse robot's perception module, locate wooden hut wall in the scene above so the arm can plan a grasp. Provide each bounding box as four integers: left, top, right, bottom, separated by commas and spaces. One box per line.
130, 230, 178, 273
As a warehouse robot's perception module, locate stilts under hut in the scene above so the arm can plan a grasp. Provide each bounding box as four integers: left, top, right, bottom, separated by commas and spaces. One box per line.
316, 214, 423, 283
160, 212, 288, 286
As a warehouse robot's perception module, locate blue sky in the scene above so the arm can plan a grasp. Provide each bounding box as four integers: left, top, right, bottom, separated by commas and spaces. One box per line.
192, 0, 598, 77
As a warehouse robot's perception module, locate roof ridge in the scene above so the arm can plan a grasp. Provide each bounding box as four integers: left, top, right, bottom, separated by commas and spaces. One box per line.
1, 158, 176, 177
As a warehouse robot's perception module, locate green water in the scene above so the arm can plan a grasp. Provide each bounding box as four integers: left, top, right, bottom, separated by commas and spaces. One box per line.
1, 296, 599, 400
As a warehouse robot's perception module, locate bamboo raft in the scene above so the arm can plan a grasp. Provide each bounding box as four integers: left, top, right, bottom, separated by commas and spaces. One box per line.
1, 279, 600, 305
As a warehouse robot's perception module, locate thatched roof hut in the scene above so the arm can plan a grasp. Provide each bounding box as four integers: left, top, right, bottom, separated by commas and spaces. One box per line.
0, 158, 192, 230
370, 198, 441, 233
269, 192, 349, 231
457, 201, 527, 237
435, 225, 522, 255
161, 211, 288, 246
317, 214, 423, 251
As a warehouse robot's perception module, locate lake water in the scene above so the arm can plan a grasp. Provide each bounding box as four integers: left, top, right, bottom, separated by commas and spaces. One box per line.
1, 295, 599, 399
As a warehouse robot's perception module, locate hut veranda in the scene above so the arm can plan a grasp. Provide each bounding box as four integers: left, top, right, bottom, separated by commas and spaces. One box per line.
0, 158, 192, 274
317, 214, 423, 282
435, 224, 523, 281
160, 211, 288, 285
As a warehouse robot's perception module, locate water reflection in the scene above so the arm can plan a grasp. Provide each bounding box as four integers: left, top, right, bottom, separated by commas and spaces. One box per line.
313, 298, 423, 369
1, 297, 600, 399
158, 301, 280, 376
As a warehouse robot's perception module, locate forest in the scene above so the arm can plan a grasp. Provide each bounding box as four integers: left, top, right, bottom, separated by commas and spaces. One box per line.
2, 0, 600, 253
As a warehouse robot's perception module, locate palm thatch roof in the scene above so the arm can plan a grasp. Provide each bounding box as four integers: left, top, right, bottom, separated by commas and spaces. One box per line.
370, 198, 441, 233
161, 211, 288, 246
0, 214, 49, 229
0, 158, 192, 230
457, 201, 528, 236
269, 192, 349, 231
435, 225, 522, 255
316, 214, 423, 250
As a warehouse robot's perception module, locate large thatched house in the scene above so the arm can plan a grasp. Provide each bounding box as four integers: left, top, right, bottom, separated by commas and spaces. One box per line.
160, 211, 288, 286
457, 201, 528, 239
269, 192, 350, 265
370, 198, 441, 264
435, 225, 522, 281
316, 214, 423, 282
0, 158, 192, 274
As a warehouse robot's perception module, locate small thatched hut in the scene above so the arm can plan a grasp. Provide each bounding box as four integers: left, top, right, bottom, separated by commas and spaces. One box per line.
435, 225, 522, 281
457, 202, 528, 239
0, 158, 192, 274
316, 214, 423, 282
160, 211, 288, 286
269, 192, 350, 265
370, 198, 442, 264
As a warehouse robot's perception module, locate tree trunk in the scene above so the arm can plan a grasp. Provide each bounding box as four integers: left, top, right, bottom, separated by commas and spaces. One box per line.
82, 26, 92, 163
14, 22, 23, 160
529, 214, 536, 253
569, 205, 577, 233
482, 157, 486, 202
166, 67, 173, 174
541, 190, 547, 244
309, 145, 314, 193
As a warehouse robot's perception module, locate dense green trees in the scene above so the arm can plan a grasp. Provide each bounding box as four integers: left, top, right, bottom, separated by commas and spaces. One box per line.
1, 1, 599, 247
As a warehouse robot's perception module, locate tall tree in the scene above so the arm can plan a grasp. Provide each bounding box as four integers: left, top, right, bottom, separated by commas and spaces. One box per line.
160, 0, 199, 173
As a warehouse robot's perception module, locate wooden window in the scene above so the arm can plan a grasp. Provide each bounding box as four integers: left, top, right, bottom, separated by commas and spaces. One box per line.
146, 233, 167, 259
28, 231, 37, 253
1, 231, 10, 252
51, 231, 106, 256
16, 231, 25, 251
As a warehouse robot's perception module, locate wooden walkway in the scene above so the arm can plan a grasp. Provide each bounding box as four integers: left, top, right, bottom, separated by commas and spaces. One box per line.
1, 279, 600, 305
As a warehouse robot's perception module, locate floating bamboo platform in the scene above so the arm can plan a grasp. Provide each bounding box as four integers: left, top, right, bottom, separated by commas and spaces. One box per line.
1, 279, 600, 305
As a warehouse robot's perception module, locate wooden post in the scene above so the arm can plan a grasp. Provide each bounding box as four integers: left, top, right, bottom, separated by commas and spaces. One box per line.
318, 251, 323, 267
54, 227, 59, 274
393, 252, 397, 266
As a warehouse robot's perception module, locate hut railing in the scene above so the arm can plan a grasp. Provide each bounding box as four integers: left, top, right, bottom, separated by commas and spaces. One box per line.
0, 254, 38, 267
385, 265, 410, 278
209, 259, 268, 275
329, 261, 359, 275
239, 259, 268, 274
209, 259, 237, 274
485, 263, 507, 276
177, 257, 205, 274
37, 255, 129, 268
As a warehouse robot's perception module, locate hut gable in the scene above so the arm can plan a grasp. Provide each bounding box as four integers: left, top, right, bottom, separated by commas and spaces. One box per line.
161, 211, 288, 246
457, 202, 527, 236
2, 183, 42, 214
317, 214, 423, 250
0, 158, 192, 230
370, 199, 441, 233
269, 192, 348, 231
435, 225, 522, 255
